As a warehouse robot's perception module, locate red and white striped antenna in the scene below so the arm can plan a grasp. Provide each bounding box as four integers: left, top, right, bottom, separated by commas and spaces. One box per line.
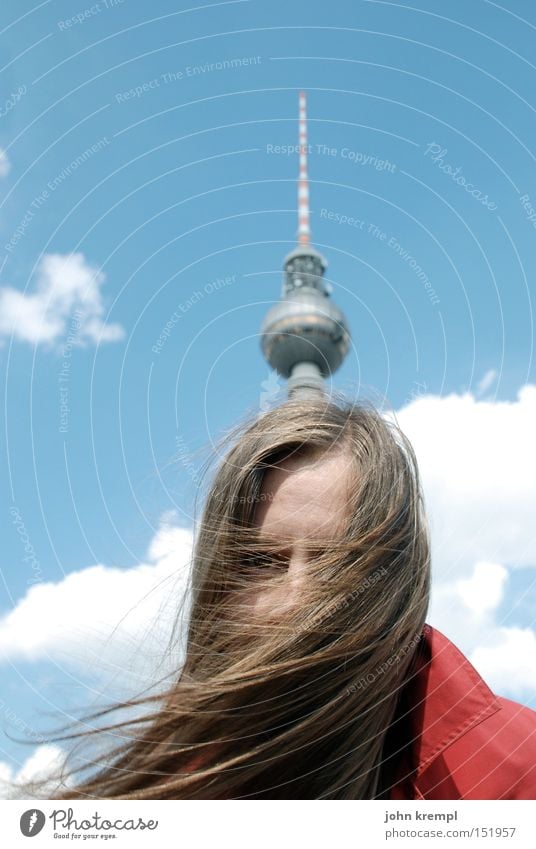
297, 91, 311, 246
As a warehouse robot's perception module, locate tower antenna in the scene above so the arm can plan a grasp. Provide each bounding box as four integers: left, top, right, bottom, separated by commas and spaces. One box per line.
298, 91, 311, 246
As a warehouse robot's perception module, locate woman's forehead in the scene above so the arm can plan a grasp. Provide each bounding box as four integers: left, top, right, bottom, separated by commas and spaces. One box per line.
253, 451, 352, 540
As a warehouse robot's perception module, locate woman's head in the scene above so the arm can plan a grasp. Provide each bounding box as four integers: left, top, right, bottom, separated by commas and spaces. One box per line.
187, 398, 429, 646
48, 397, 430, 800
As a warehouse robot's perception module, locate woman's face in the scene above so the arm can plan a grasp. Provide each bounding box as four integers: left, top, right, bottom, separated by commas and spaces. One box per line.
237, 449, 352, 620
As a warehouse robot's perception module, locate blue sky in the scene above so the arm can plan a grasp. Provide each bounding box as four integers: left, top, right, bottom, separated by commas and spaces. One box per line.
0, 0, 535, 788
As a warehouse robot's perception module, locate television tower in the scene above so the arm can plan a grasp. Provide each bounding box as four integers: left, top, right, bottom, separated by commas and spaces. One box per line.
260, 92, 351, 399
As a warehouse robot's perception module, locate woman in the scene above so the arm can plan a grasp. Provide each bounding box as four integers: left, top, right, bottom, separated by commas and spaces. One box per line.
38, 398, 535, 798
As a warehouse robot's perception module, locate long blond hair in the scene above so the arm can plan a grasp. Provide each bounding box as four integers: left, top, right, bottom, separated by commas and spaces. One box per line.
40, 398, 430, 799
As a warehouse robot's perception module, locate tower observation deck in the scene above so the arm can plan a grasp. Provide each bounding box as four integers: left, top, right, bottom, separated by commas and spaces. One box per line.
260, 92, 351, 399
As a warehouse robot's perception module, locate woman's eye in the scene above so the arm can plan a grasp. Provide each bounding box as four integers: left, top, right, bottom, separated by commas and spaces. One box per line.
249, 552, 288, 570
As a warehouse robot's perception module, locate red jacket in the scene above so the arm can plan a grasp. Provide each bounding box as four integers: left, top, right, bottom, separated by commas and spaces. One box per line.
381, 623, 536, 799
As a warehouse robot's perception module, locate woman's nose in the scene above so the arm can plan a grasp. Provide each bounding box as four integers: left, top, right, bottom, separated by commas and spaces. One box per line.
286, 550, 308, 580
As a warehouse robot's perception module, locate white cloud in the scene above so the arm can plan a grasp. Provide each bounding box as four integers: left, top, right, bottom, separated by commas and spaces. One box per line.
0, 149, 10, 178
0, 252, 125, 347
396, 385, 536, 572
0, 517, 194, 691
0, 744, 66, 799
470, 628, 536, 701
0, 516, 194, 797
455, 561, 508, 618
394, 384, 536, 698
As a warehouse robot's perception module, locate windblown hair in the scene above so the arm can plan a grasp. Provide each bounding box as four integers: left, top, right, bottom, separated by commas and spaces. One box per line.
32, 398, 430, 799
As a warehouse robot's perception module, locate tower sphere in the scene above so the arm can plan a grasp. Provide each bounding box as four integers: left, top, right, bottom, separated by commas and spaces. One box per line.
261, 246, 350, 378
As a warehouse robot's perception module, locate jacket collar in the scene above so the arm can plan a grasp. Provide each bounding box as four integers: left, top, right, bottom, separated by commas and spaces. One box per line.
403, 623, 502, 777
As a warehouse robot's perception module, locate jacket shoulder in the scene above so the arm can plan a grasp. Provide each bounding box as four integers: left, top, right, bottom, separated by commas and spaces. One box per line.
419, 696, 536, 799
